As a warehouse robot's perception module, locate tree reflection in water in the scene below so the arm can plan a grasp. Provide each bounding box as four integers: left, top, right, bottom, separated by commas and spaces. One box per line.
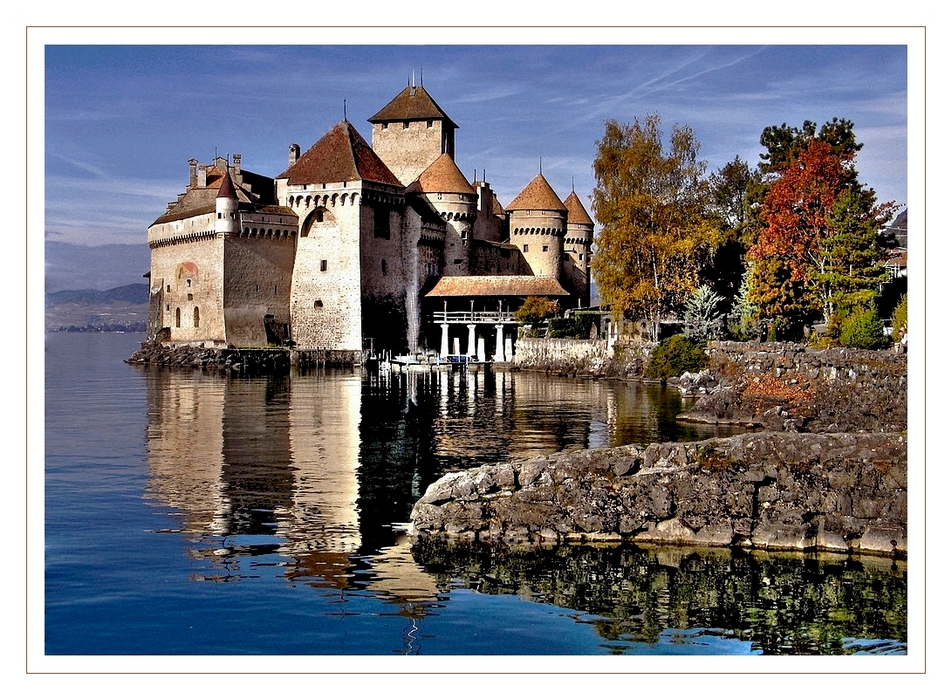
410, 540, 907, 655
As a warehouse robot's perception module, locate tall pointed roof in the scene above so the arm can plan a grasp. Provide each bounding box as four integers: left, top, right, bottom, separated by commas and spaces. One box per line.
563, 190, 593, 226
506, 174, 567, 212
278, 121, 402, 187
216, 170, 238, 200
368, 84, 459, 129
406, 153, 475, 195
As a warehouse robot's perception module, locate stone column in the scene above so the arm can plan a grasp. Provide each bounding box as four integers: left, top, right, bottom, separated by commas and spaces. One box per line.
440, 324, 449, 359
476, 336, 486, 362
467, 324, 476, 358
495, 324, 505, 362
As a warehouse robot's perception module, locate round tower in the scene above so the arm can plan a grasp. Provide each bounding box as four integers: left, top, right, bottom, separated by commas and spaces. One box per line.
215, 170, 239, 235
563, 189, 594, 306
408, 153, 477, 276
506, 173, 567, 279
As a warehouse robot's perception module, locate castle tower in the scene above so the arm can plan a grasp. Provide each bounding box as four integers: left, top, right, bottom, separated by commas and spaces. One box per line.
563, 189, 594, 307
506, 174, 567, 280
407, 153, 477, 276
368, 82, 458, 187
276, 120, 407, 355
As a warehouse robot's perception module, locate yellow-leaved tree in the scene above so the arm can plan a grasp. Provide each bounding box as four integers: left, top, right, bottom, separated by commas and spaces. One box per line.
591, 114, 719, 340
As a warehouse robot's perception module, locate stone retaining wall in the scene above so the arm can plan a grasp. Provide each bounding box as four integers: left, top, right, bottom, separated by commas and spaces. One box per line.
409, 431, 907, 557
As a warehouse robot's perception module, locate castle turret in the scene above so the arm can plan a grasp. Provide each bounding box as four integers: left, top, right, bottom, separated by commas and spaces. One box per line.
563, 190, 594, 306
407, 153, 477, 276
506, 174, 567, 280
215, 170, 239, 235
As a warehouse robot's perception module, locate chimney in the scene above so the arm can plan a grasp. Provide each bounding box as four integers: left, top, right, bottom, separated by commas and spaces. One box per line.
188, 158, 198, 190
289, 143, 300, 167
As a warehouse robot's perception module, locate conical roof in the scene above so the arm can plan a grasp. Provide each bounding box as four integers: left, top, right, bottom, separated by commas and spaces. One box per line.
563, 190, 593, 226
278, 121, 402, 187
506, 174, 567, 212
406, 153, 475, 196
216, 170, 238, 200
368, 84, 459, 129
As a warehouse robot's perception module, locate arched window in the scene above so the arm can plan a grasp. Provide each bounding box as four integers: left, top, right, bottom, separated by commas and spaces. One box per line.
175, 308, 181, 327
193, 307, 200, 328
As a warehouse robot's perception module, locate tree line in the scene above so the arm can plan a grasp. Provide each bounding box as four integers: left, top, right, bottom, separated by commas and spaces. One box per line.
590, 114, 905, 348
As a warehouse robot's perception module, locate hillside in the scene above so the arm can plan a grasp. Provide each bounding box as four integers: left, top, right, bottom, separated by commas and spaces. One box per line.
45, 283, 149, 332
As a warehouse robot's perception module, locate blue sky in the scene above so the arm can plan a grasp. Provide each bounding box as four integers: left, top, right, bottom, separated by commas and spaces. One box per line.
41, 31, 913, 255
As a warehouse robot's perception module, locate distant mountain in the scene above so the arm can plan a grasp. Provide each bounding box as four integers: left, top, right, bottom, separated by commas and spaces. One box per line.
45, 283, 149, 308
45, 283, 150, 332
45, 242, 150, 293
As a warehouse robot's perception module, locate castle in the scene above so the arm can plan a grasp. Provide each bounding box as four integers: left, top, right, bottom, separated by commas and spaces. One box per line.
146, 81, 594, 361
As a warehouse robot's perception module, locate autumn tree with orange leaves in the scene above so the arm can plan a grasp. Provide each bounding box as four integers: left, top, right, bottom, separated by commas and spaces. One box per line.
744, 119, 897, 340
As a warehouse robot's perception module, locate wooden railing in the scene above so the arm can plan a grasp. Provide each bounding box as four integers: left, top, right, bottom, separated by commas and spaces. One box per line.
432, 311, 518, 324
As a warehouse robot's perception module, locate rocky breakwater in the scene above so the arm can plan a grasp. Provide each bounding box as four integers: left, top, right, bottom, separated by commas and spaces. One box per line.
409, 431, 906, 557
127, 341, 364, 371
126, 340, 291, 373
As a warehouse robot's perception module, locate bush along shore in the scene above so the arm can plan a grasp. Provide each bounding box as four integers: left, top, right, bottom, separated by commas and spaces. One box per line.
409, 340, 907, 558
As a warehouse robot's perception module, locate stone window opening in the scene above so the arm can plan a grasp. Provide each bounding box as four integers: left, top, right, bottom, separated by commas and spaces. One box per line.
542, 245, 549, 252
321, 260, 328, 272
193, 307, 200, 328
175, 308, 181, 327
186, 279, 192, 288
314, 299, 323, 309
523, 244, 529, 252
382, 259, 388, 276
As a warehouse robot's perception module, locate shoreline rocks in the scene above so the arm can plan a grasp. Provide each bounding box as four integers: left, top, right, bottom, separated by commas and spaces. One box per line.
408, 431, 907, 558
125, 340, 362, 371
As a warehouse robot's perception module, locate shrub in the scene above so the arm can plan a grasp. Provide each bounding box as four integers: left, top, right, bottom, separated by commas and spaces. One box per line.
548, 314, 599, 339
514, 296, 559, 326
646, 334, 708, 379
839, 306, 888, 349
891, 293, 908, 342
684, 284, 726, 341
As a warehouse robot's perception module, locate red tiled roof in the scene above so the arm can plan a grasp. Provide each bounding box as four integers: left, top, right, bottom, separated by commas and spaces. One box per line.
506, 174, 567, 212
425, 275, 570, 298
563, 190, 594, 226
278, 121, 402, 187
368, 84, 459, 129
406, 153, 475, 195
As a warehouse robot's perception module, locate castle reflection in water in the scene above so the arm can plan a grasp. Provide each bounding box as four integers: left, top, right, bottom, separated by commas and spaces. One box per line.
141, 366, 690, 600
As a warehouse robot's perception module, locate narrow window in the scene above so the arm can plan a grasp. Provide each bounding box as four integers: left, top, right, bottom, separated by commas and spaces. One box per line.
542, 245, 549, 252
166, 285, 171, 293
175, 308, 181, 327
186, 279, 192, 288
427, 120, 433, 128
523, 244, 529, 253
187, 293, 193, 301
321, 260, 328, 272
314, 299, 323, 309
382, 259, 388, 276
193, 307, 200, 328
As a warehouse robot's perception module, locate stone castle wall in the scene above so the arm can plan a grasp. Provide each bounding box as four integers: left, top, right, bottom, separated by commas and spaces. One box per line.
149, 233, 227, 344
222, 234, 295, 346
290, 192, 363, 351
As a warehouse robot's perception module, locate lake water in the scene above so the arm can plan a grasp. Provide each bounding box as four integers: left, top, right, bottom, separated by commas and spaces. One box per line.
42, 332, 906, 663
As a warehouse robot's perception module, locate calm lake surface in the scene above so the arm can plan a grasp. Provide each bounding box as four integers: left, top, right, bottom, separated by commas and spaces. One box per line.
44, 332, 907, 658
